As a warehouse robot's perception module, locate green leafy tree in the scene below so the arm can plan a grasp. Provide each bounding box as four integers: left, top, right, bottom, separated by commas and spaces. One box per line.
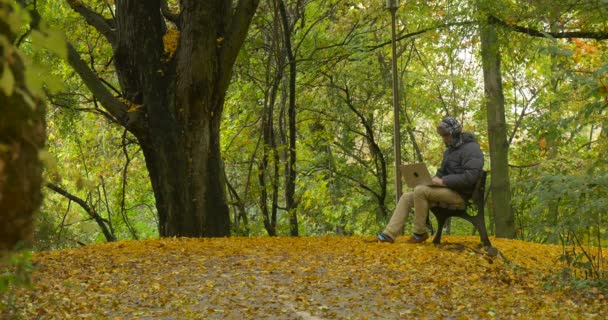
33, 0, 260, 237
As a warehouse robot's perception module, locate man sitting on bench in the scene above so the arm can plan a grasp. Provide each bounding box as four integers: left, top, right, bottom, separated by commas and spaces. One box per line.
377, 117, 484, 244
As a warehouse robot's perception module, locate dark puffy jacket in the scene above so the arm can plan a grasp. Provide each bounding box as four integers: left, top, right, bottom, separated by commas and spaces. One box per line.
435, 132, 484, 200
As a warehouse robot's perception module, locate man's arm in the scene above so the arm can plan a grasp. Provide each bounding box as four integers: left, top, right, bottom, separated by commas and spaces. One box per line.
431, 176, 446, 186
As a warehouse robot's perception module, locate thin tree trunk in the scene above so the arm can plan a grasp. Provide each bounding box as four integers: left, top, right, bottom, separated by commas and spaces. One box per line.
278, 0, 299, 236
403, 113, 424, 163
480, 16, 515, 239
257, 7, 284, 236
259, 98, 277, 235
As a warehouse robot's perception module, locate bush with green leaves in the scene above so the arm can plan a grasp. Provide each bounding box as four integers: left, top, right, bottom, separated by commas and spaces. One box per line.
513, 166, 607, 280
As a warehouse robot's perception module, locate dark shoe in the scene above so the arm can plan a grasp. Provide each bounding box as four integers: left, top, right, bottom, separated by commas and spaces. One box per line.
376, 232, 394, 243
406, 232, 429, 244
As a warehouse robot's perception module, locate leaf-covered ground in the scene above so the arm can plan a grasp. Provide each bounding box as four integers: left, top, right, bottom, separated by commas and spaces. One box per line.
6, 236, 607, 319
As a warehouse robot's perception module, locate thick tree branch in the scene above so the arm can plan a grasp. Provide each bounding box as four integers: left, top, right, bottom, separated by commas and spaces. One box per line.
66, 43, 136, 127
66, 0, 117, 45
489, 15, 608, 40
18, 0, 137, 129
220, 0, 260, 90
367, 21, 474, 51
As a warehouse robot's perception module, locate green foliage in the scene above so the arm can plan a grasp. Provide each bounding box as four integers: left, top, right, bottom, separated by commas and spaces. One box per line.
0, 251, 34, 319
20, 0, 606, 259
0, 0, 66, 99
40, 111, 158, 247
10, 0, 160, 247
512, 164, 607, 281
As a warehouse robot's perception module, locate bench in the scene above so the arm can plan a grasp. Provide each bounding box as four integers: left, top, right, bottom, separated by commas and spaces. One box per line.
428, 171, 495, 255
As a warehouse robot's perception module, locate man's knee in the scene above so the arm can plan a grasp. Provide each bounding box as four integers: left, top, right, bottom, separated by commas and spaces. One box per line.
400, 191, 415, 201
413, 185, 431, 197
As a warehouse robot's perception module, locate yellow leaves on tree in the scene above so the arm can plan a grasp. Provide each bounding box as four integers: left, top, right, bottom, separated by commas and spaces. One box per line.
3, 236, 606, 319
570, 38, 603, 69
572, 38, 598, 55
118, 97, 141, 113
163, 28, 180, 61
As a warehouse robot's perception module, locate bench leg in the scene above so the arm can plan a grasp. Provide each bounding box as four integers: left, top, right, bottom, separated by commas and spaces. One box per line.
470, 216, 494, 255
475, 220, 492, 248
426, 215, 435, 235
432, 214, 448, 244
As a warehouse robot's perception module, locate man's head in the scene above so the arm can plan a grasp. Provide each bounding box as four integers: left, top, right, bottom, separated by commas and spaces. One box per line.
437, 116, 462, 146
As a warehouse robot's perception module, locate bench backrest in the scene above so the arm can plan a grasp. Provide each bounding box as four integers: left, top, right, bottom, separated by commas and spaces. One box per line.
470, 170, 487, 211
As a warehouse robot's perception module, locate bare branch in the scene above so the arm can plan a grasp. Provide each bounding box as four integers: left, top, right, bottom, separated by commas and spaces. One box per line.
46, 183, 116, 242
119, 130, 139, 239
48, 97, 117, 123
508, 162, 541, 169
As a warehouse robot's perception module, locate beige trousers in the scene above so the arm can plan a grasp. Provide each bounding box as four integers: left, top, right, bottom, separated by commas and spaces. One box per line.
383, 185, 464, 239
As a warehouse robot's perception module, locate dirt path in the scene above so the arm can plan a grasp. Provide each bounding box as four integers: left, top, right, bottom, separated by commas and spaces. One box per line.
8, 236, 607, 319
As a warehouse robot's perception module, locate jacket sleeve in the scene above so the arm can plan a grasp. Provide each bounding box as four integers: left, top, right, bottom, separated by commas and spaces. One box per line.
441, 142, 484, 188
435, 150, 448, 178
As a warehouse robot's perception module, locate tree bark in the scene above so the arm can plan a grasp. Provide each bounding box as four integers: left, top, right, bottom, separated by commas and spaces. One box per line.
0, 11, 46, 252
480, 16, 516, 239
61, 0, 260, 237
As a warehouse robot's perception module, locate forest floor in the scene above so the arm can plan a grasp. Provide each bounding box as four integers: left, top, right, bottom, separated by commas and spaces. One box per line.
3, 236, 607, 319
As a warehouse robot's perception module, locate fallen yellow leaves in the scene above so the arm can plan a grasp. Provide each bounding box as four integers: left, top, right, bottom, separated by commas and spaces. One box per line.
3, 236, 607, 319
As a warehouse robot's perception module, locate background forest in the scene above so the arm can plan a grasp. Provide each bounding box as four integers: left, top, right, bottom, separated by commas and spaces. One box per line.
2, 1, 605, 258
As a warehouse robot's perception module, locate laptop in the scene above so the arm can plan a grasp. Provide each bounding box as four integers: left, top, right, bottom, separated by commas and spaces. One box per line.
400, 163, 442, 188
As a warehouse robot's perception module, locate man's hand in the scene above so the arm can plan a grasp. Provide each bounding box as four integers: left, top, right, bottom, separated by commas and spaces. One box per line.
431, 177, 445, 186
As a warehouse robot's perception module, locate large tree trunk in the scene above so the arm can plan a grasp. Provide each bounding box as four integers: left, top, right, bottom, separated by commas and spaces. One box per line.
61, 0, 259, 237
480, 17, 516, 239
0, 14, 46, 252
140, 125, 229, 237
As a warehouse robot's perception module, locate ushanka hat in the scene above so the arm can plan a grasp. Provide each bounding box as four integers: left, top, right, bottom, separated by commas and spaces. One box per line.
437, 116, 462, 136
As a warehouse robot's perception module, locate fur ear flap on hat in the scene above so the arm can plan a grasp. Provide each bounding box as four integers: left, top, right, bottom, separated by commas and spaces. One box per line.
438, 117, 462, 135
